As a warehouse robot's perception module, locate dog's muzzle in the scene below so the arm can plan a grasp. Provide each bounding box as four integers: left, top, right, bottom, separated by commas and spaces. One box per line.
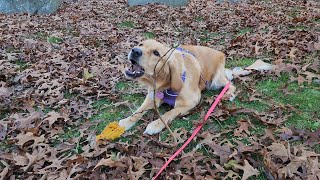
125, 48, 144, 78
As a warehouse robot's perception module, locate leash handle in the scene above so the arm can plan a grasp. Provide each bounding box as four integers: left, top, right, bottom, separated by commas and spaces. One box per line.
153, 82, 231, 179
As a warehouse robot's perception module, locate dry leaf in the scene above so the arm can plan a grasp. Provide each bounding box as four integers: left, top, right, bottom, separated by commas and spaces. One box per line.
245, 60, 275, 71
233, 160, 260, 180
94, 156, 127, 169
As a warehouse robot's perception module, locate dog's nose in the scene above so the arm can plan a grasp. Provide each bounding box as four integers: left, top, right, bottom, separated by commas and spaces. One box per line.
131, 48, 142, 58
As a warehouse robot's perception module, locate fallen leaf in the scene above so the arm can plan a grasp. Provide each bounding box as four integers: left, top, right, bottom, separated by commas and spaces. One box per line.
233, 160, 260, 180
83, 68, 94, 81
314, 42, 320, 51
0, 122, 7, 141
267, 142, 290, 162
234, 119, 253, 137
22, 146, 46, 171
94, 156, 127, 169
288, 48, 298, 59
96, 121, 125, 141
209, 142, 232, 165
245, 60, 275, 71
13, 154, 29, 166
0, 165, 9, 180
15, 132, 45, 148
11, 112, 41, 130
290, 75, 305, 85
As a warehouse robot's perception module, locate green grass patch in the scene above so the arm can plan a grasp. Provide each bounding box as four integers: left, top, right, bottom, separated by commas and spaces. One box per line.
47, 36, 63, 44
313, 18, 320, 23
116, 81, 133, 91
236, 27, 252, 36
118, 20, 135, 28
15, 60, 29, 71
199, 30, 220, 43
33, 31, 47, 40
63, 91, 78, 99
288, 6, 303, 18
195, 17, 204, 22
5, 47, 21, 53
289, 25, 309, 31
62, 27, 80, 37
228, 99, 268, 112
256, 76, 320, 131
144, 32, 156, 39
226, 58, 255, 68
0, 112, 7, 120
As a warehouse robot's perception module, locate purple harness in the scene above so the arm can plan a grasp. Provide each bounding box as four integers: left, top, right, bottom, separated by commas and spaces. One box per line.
156, 47, 195, 107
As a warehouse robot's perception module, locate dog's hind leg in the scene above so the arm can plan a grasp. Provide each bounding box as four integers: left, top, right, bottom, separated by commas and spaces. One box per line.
210, 64, 236, 101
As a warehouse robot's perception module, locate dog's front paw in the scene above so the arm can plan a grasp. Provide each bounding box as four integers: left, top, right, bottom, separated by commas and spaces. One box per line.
119, 117, 136, 130
144, 120, 165, 135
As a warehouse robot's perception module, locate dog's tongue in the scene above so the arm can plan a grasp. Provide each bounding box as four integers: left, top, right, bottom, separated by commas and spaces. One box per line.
132, 64, 142, 72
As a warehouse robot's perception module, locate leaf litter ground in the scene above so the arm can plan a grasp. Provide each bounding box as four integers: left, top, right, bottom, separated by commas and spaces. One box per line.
0, 0, 319, 179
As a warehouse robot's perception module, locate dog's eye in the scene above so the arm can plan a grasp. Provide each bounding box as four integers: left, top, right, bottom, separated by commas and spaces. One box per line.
139, 43, 143, 46
153, 50, 160, 57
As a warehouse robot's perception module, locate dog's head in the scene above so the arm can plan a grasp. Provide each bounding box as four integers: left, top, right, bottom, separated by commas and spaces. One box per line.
125, 39, 185, 92
125, 39, 170, 79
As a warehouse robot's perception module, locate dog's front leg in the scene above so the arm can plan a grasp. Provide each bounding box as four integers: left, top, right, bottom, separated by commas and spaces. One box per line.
144, 105, 194, 135
119, 90, 161, 130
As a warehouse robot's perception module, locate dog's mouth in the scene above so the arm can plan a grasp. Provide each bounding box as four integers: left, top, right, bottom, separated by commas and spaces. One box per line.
125, 61, 145, 78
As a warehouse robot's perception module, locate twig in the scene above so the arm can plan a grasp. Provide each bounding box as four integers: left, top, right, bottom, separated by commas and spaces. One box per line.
148, 21, 192, 145
150, 44, 180, 145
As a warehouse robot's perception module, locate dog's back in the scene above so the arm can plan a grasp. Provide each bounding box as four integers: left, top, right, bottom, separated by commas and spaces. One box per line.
181, 45, 227, 90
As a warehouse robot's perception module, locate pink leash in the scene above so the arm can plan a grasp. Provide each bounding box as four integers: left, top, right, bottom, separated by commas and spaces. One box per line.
153, 82, 230, 180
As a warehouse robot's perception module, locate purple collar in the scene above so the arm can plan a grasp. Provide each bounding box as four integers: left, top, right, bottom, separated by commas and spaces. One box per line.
175, 47, 196, 57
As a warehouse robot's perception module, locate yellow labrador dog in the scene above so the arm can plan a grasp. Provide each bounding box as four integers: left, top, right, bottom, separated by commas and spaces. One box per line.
119, 39, 236, 135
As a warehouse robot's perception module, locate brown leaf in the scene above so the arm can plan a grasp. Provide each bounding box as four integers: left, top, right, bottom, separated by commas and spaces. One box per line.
131, 156, 148, 170
0, 87, 12, 98
94, 156, 127, 169
288, 48, 298, 59
199, 131, 221, 145
262, 128, 277, 142
302, 71, 320, 84
22, 146, 46, 171
0, 165, 9, 180
310, 59, 319, 73
305, 128, 320, 147
234, 140, 261, 153
43, 111, 70, 127
245, 60, 275, 71
209, 142, 232, 165
234, 119, 253, 137
13, 154, 29, 166
0, 122, 7, 141
290, 75, 305, 85
267, 142, 291, 162
15, 132, 45, 148
11, 112, 41, 130
233, 160, 260, 180
52, 169, 68, 180
314, 42, 320, 51
67, 164, 84, 179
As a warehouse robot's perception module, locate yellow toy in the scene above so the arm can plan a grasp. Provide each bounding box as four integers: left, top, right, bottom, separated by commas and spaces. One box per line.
96, 122, 125, 140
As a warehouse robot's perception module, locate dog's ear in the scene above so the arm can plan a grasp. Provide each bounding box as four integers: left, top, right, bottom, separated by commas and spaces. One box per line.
168, 55, 184, 93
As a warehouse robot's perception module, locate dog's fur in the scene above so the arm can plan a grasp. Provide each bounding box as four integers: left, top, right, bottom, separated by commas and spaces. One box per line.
119, 39, 236, 135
